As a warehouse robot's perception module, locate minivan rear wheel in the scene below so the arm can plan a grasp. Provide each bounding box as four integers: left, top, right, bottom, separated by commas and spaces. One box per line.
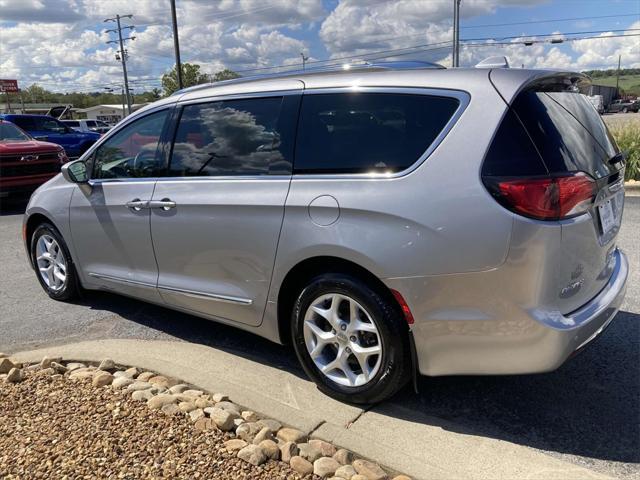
291, 273, 410, 404
31, 223, 80, 301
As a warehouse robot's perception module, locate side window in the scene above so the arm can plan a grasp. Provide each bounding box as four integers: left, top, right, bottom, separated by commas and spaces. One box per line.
35, 118, 66, 133
294, 92, 460, 174
93, 109, 169, 179
169, 96, 290, 177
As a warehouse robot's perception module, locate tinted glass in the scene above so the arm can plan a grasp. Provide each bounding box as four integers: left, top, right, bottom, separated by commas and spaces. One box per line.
481, 109, 547, 177
87, 121, 97, 127
9, 116, 35, 131
169, 97, 289, 176
65, 121, 80, 127
512, 91, 619, 178
0, 122, 30, 141
93, 109, 169, 179
33, 117, 67, 133
294, 93, 460, 174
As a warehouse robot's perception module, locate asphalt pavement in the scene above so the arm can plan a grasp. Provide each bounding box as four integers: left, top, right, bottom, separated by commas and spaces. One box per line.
1, 193, 638, 479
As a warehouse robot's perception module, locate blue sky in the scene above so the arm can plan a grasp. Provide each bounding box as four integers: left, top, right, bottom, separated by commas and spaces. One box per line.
0, 0, 638, 93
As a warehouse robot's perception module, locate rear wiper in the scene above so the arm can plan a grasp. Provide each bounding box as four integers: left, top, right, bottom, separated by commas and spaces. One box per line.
608, 151, 626, 166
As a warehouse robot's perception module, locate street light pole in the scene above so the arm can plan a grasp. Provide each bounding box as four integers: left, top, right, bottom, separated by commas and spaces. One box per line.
170, 0, 183, 90
300, 52, 309, 70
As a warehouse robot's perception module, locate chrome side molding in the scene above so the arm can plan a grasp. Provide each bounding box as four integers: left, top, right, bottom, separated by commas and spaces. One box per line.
88, 272, 252, 306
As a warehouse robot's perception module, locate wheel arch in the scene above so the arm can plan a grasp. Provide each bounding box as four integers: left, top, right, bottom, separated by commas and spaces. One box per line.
24, 212, 57, 263
276, 255, 407, 346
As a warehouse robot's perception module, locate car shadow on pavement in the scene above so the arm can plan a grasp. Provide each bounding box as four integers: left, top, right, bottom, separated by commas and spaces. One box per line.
76, 289, 307, 378
78, 288, 639, 467
384, 309, 640, 467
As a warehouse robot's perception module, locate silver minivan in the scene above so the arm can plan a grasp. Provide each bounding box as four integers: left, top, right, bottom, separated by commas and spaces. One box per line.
24, 63, 628, 403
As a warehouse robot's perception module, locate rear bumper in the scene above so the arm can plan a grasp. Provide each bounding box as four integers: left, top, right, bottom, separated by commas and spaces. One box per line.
386, 248, 628, 376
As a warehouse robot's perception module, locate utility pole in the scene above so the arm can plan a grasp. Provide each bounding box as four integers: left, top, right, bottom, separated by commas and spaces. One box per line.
170, 0, 183, 90
300, 52, 309, 70
452, 0, 461, 67
615, 54, 621, 97
105, 14, 135, 115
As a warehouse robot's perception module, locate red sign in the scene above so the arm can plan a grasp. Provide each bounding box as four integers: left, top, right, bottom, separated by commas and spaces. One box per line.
0, 79, 19, 93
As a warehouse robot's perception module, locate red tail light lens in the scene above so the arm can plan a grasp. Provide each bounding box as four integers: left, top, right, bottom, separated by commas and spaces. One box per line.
486, 173, 596, 220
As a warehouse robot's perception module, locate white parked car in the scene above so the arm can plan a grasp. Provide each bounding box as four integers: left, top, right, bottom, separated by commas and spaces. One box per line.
62, 119, 111, 134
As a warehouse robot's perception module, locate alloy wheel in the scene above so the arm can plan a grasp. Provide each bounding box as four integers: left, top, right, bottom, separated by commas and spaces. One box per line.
302, 293, 383, 387
36, 234, 67, 292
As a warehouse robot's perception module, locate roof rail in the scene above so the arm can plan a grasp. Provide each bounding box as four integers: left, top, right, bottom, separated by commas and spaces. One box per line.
172, 60, 446, 96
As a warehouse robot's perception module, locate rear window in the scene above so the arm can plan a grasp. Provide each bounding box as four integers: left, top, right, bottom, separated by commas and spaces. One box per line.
294, 92, 460, 174
512, 90, 619, 179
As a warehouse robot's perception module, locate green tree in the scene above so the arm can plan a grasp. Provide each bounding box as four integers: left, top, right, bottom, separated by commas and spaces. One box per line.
212, 69, 241, 82
161, 63, 209, 96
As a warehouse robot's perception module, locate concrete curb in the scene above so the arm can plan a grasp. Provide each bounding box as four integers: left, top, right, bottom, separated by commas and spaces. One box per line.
12, 339, 614, 480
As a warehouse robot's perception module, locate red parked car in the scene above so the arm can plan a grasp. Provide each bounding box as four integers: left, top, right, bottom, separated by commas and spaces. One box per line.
0, 120, 69, 198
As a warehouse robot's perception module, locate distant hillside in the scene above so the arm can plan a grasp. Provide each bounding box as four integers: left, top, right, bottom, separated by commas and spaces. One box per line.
582, 68, 640, 96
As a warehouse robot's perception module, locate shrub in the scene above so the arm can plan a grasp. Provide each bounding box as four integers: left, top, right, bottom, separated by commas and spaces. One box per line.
608, 123, 640, 181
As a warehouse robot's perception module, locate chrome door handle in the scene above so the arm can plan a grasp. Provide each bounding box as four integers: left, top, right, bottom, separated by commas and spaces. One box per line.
125, 199, 148, 211
148, 198, 176, 211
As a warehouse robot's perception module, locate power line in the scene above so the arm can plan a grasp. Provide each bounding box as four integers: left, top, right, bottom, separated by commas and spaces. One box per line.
222, 27, 640, 75
463, 12, 640, 29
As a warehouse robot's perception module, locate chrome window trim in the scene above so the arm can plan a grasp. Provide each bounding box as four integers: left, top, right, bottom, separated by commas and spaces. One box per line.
292, 86, 470, 180
177, 88, 302, 107
78, 103, 177, 169
153, 175, 291, 183
157, 285, 253, 305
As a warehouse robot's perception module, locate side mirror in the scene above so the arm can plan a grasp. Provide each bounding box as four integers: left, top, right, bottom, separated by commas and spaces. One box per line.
61, 160, 89, 184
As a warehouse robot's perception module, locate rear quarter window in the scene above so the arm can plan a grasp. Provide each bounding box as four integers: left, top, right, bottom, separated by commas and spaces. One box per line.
294, 92, 460, 174
512, 90, 619, 179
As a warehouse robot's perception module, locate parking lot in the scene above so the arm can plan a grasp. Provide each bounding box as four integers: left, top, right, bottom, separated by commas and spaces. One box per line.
1, 194, 638, 479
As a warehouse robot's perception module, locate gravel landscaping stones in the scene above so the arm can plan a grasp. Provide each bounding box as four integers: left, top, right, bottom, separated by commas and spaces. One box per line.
314, 457, 341, 478
0, 362, 308, 479
352, 459, 389, 480
0, 355, 409, 480
336, 464, 358, 479
277, 427, 308, 443
281, 440, 300, 463
290, 456, 315, 475
237, 444, 268, 466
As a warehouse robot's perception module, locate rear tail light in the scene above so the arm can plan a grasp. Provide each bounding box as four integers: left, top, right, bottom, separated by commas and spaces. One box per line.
484, 172, 596, 221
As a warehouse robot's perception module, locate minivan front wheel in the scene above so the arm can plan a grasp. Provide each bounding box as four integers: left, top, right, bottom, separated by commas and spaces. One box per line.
291, 274, 410, 404
31, 223, 79, 301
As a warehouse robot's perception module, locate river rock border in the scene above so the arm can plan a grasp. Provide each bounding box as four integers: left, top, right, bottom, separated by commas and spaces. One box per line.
0, 354, 411, 480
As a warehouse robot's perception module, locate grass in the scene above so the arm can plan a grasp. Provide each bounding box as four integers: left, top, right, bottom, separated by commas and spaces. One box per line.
592, 74, 640, 97
609, 123, 640, 181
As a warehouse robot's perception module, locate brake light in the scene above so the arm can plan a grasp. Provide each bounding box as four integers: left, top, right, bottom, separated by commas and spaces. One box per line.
485, 173, 596, 220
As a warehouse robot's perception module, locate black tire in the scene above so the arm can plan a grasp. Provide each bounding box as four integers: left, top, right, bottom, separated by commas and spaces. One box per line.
291, 273, 411, 404
622, 107, 628, 113
30, 222, 80, 301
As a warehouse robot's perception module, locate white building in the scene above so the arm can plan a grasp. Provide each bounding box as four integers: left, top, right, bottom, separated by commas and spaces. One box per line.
76, 104, 148, 124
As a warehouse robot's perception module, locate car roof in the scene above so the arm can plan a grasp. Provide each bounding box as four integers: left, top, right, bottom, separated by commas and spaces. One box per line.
174, 64, 575, 104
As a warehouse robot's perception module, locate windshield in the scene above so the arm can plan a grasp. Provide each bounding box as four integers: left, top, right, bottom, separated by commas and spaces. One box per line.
0, 122, 31, 141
